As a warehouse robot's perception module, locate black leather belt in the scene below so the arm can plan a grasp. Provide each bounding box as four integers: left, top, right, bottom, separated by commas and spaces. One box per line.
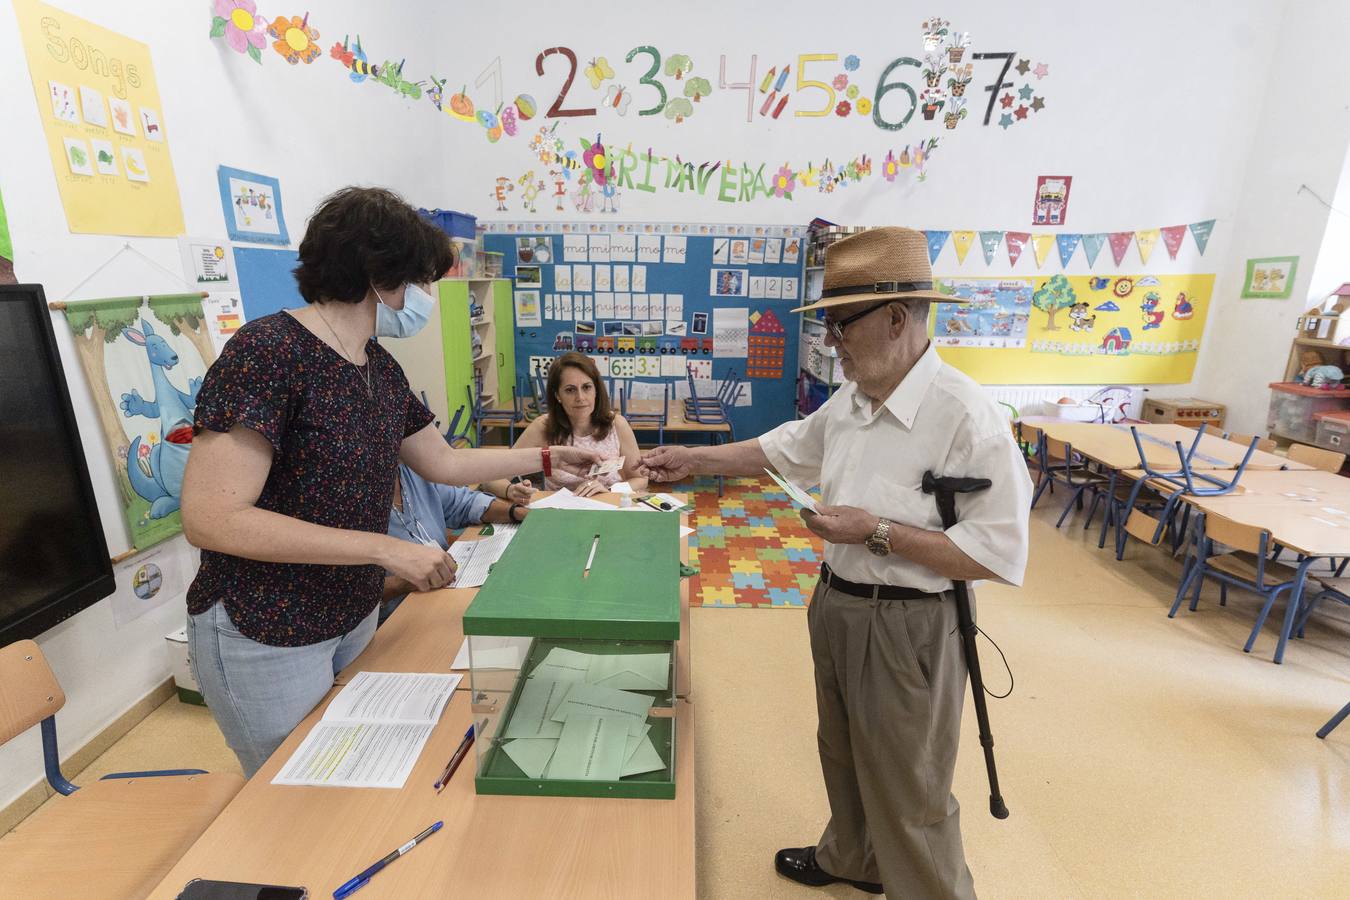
819, 562, 938, 601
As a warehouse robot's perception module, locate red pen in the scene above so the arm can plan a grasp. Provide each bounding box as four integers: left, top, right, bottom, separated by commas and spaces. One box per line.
772, 94, 789, 118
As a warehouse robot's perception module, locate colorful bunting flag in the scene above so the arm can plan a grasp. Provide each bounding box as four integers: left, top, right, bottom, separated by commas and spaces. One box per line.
924, 230, 950, 264
1031, 234, 1056, 268
978, 231, 1003, 265
1005, 231, 1030, 268
1135, 228, 1160, 265
1160, 225, 1187, 260
1056, 233, 1081, 268
1108, 231, 1133, 267
1081, 233, 1106, 267
1189, 219, 1215, 255
952, 230, 976, 264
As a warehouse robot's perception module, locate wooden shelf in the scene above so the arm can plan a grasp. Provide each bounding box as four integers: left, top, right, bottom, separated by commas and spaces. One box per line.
1293, 336, 1347, 349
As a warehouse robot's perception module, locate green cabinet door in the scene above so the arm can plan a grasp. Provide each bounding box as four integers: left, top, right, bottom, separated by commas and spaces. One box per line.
439, 280, 474, 434
493, 279, 516, 407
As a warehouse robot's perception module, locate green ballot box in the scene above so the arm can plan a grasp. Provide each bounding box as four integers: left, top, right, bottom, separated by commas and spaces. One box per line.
463, 509, 681, 800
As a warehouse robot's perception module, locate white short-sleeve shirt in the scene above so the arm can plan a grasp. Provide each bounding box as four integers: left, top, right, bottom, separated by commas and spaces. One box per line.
759, 343, 1032, 591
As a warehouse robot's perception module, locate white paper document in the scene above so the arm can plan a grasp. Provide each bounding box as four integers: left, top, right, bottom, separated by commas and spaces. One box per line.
272, 672, 460, 788
530, 487, 616, 512
764, 468, 820, 512
448, 529, 515, 588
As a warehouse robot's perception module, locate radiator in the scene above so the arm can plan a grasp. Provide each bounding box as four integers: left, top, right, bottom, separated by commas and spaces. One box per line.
981, 385, 1143, 418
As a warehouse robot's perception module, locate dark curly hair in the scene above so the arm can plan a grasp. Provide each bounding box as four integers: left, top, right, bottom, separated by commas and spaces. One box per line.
293, 187, 456, 304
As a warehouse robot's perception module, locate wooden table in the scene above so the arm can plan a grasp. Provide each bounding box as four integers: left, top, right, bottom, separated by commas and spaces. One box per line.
147, 493, 697, 899
1133, 468, 1350, 558
1024, 421, 1309, 472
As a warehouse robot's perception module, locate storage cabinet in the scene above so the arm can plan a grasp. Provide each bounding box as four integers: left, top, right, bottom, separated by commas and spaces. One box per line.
381, 278, 514, 443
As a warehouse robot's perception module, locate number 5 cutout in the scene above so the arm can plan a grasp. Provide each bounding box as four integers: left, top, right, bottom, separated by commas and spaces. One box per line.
795, 53, 839, 117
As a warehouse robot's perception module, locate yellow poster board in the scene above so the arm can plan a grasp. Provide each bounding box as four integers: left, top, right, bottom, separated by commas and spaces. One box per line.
931, 273, 1214, 384
13, 0, 184, 236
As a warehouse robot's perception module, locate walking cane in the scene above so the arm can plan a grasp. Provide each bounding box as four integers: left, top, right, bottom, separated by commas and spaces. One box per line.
921, 471, 1009, 820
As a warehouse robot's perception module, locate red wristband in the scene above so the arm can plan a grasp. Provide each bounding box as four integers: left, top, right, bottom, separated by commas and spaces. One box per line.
541, 446, 552, 478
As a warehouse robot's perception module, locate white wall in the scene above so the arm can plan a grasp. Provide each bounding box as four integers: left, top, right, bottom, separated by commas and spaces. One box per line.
0, 0, 456, 810
1187, 0, 1350, 432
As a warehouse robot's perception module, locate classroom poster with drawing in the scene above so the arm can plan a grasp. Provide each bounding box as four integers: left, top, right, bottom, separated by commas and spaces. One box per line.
932, 274, 1214, 384
13, 0, 185, 236
932, 279, 1032, 349
61, 295, 218, 548
217, 166, 289, 244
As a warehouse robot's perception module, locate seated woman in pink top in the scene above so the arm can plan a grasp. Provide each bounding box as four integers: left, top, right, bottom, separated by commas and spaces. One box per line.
485, 352, 648, 498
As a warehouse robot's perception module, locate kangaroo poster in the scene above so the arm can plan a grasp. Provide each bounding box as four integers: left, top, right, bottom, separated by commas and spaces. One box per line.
931, 274, 1214, 384
62, 294, 216, 548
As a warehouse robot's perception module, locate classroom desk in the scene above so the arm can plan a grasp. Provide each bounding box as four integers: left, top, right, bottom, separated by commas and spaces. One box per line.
146, 491, 697, 900
146, 693, 696, 899
1024, 421, 1309, 472
1124, 468, 1350, 557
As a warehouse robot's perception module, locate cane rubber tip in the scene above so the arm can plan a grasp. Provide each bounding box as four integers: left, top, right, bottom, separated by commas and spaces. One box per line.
991, 798, 1009, 819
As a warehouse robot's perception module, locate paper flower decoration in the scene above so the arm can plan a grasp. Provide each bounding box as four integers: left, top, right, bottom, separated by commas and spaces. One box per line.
844, 55, 861, 71
583, 138, 610, 187
882, 150, 900, 182
832, 74, 849, 91
772, 165, 795, 200
210, 0, 267, 62
267, 14, 320, 65
834, 100, 851, 117
856, 97, 873, 116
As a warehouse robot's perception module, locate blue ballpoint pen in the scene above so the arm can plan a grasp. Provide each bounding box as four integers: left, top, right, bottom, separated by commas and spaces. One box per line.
332, 821, 443, 899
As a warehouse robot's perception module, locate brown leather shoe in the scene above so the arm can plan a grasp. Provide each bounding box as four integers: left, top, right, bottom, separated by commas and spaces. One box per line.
774, 846, 884, 894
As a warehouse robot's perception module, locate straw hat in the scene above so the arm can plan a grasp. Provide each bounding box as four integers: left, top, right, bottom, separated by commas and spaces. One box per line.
793, 226, 952, 313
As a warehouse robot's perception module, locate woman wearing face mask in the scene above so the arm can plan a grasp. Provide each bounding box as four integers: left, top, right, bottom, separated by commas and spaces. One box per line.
180, 187, 599, 776
484, 352, 648, 499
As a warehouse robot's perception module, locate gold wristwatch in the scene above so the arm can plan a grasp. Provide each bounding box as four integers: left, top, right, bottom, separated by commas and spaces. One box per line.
865, 518, 892, 557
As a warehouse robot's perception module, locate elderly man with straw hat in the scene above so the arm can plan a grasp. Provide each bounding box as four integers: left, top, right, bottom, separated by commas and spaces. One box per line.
640, 227, 1031, 898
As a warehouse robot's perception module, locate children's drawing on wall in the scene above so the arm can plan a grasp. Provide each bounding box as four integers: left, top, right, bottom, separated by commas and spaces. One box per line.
61, 296, 218, 549
0, 188, 15, 283
1032, 275, 1077, 331
1241, 256, 1298, 299
217, 166, 289, 244
932, 279, 1031, 348
1032, 175, 1071, 225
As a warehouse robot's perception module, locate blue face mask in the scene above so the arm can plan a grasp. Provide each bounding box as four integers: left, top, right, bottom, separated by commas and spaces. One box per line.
374, 283, 434, 338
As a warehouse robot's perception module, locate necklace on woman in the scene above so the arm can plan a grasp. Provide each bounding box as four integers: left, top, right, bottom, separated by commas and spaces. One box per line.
313, 304, 373, 398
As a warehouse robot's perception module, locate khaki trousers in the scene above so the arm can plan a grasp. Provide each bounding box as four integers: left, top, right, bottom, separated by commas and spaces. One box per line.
808, 580, 976, 900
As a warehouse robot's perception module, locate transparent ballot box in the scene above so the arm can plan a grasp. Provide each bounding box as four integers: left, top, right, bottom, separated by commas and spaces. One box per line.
462, 509, 681, 800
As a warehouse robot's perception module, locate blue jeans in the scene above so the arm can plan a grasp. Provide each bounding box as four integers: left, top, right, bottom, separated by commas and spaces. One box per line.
187, 601, 378, 778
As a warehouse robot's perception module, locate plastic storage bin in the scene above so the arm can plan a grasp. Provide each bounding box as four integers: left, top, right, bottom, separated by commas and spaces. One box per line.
420, 208, 477, 239
1313, 410, 1350, 451
1267, 382, 1350, 444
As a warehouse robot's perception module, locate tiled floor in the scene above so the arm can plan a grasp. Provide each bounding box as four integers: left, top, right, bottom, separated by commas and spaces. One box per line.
6, 498, 1349, 897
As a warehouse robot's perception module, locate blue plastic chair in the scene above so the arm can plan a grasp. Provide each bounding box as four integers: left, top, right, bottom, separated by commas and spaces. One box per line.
1114, 425, 1256, 560
620, 382, 669, 445
467, 374, 523, 446
0, 639, 222, 796
1319, 700, 1350, 738
1170, 510, 1319, 663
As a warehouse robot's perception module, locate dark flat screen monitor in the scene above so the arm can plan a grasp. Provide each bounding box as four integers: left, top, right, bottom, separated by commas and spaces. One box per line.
0, 284, 114, 643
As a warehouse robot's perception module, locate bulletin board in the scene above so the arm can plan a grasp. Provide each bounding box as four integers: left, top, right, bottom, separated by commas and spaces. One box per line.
931, 273, 1215, 384
13, 0, 185, 237
235, 247, 303, 321
483, 223, 804, 440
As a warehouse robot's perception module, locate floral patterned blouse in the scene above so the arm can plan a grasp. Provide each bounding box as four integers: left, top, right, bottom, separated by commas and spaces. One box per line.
187, 312, 434, 646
